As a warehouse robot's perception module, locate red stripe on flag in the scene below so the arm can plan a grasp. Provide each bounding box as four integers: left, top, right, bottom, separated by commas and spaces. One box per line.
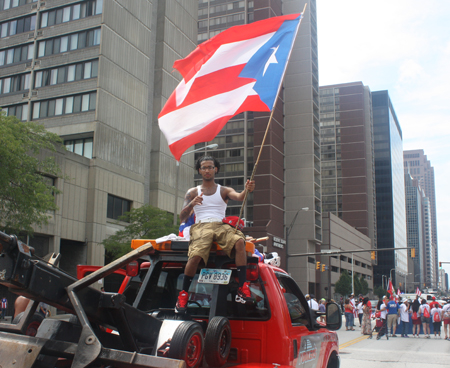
159, 65, 255, 117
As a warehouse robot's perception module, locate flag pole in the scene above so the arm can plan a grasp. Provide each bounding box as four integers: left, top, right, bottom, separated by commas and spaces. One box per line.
235, 4, 307, 233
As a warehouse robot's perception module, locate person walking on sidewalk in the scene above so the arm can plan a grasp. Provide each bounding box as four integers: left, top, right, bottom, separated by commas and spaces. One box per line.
357, 298, 364, 327
387, 296, 399, 337
376, 296, 389, 340
431, 304, 442, 339
0, 297, 7, 319
399, 298, 411, 337
411, 296, 421, 337
175, 155, 255, 313
344, 298, 355, 331
419, 298, 431, 338
442, 300, 450, 340
361, 297, 372, 337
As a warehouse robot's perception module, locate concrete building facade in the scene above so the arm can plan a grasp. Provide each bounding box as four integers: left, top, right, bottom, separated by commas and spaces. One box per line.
320, 212, 373, 299
0, 0, 198, 275
319, 82, 377, 248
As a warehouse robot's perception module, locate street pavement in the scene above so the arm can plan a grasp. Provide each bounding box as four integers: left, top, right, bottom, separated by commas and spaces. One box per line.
337, 317, 450, 367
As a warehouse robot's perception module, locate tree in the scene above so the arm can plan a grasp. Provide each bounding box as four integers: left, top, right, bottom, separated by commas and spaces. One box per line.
359, 275, 369, 295
0, 113, 64, 235
374, 286, 387, 299
102, 204, 179, 262
334, 270, 352, 297
353, 274, 362, 296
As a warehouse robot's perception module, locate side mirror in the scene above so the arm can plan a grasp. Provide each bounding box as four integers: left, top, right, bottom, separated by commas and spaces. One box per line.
325, 302, 342, 331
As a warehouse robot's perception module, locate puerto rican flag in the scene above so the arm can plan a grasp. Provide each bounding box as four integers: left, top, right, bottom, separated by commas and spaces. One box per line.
416, 287, 422, 296
158, 13, 303, 160
387, 279, 394, 297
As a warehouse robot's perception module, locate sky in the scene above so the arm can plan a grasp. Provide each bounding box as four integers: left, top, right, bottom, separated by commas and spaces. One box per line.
317, 0, 450, 279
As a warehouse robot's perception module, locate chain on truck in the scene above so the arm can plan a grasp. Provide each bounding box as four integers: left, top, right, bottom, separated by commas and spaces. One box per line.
0, 230, 342, 368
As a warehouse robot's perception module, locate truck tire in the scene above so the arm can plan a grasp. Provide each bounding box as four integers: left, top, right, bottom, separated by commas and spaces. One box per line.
204, 316, 231, 367
12, 312, 44, 337
168, 321, 204, 368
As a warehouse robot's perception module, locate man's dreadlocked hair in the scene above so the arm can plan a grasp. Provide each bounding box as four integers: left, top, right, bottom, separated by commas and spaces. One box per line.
195, 155, 220, 174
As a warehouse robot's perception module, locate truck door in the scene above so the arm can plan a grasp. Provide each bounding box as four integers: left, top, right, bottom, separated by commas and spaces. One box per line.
276, 273, 322, 368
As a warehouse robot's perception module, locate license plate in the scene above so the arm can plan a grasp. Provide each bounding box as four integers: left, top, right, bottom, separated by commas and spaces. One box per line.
198, 269, 232, 284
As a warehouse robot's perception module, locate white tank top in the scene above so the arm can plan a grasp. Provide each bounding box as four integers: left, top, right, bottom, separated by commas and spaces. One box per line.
194, 184, 227, 222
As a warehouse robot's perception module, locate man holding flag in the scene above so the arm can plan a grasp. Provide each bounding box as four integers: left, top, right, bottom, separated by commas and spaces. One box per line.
157, 11, 306, 312
175, 155, 255, 312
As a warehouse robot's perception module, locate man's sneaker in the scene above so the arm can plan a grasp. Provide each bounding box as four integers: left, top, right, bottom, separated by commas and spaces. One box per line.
235, 282, 252, 304
175, 290, 189, 313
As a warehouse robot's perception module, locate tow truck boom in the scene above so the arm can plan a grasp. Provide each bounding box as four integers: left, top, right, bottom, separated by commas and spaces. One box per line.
0, 230, 185, 368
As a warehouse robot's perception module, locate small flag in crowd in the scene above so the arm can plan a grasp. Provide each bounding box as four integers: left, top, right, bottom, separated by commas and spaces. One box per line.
416, 287, 422, 296
158, 13, 303, 160
387, 279, 394, 296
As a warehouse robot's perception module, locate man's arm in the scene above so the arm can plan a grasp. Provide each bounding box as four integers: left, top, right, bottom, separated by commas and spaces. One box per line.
224, 179, 255, 201
180, 188, 202, 223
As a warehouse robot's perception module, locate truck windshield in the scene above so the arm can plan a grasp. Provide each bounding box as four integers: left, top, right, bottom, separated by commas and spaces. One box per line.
134, 261, 270, 320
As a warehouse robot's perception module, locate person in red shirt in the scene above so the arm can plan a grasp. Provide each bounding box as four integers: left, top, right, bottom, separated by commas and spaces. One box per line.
429, 296, 440, 309
344, 298, 355, 331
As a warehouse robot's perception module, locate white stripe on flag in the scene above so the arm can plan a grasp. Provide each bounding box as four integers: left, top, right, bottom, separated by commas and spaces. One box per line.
160, 83, 257, 145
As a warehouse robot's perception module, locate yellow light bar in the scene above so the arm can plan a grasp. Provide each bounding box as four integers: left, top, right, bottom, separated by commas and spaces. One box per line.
131, 239, 255, 255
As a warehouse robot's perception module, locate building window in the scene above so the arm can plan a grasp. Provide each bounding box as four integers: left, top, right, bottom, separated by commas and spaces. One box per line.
2, 103, 28, 121
0, 0, 37, 10
40, 0, 103, 28
37, 28, 101, 58
0, 14, 36, 38
0, 44, 34, 67
107, 194, 131, 221
0, 73, 31, 95
32, 92, 96, 119
65, 137, 93, 158
34, 59, 98, 88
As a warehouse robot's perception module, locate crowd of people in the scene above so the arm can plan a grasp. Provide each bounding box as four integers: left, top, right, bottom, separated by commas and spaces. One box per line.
340, 293, 450, 340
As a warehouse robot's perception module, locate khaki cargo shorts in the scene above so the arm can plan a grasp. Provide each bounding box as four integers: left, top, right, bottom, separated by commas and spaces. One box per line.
387, 313, 397, 329
188, 222, 245, 264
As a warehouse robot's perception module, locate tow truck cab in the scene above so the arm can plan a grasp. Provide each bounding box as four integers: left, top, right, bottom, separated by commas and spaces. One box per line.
120, 239, 341, 368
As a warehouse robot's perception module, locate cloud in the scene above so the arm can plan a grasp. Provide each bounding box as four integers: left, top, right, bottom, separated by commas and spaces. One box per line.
318, 0, 450, 278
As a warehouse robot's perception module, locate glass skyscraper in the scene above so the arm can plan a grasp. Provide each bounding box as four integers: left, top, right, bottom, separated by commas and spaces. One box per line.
372, 90, 407, 288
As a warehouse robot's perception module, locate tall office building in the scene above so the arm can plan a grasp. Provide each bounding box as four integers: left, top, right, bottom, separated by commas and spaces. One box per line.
422, 197, 436, 287
319, 82, 377, 246
372, 91, 407, 288
403, 149, 438, 288
193, 0, 320, 293
0, 0, 198, 273
404, 174, 425, 290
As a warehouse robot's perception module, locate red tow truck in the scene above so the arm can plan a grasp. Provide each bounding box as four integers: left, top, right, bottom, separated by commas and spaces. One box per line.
111, 239, 342, 368
0, 231, 341, 368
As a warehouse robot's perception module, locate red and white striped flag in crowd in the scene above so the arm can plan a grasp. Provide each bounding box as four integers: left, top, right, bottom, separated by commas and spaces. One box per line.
387, 279, 394, 297
397, 288, 401, 295
158, 13, 303, 160
416, 287, 422, 296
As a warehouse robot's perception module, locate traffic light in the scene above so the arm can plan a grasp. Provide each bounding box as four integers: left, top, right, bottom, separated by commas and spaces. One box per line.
411, 248, 415, 258
399, 282, 402, 287
371, 251, 376, 260
439, 262, 442, 268
316, 261, 320, 270
321, 264, 325, 272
